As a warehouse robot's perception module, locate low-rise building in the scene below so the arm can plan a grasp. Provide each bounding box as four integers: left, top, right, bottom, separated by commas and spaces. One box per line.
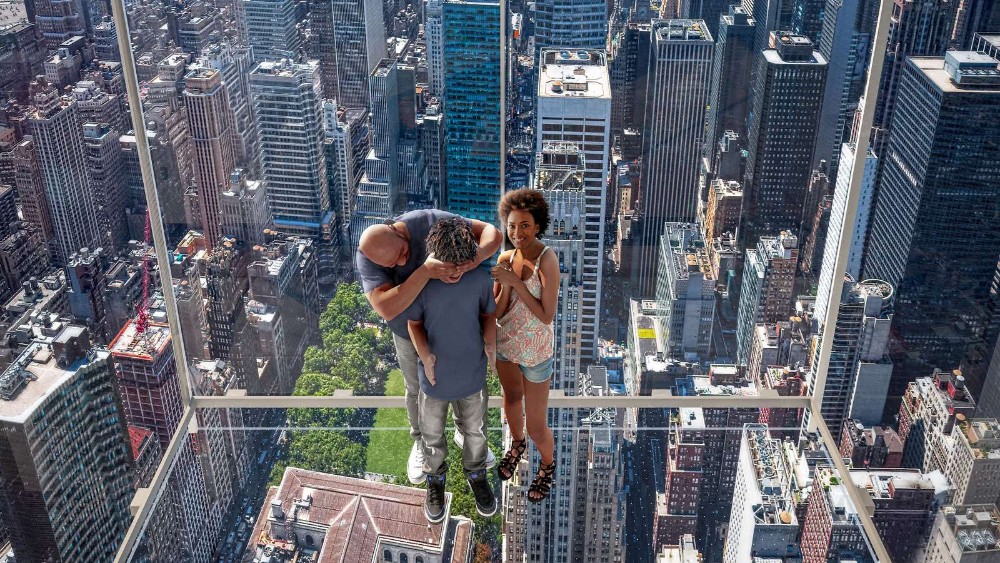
247, 468, 475, 562
925, 504, 1000, 562
946, 417, 1000, 506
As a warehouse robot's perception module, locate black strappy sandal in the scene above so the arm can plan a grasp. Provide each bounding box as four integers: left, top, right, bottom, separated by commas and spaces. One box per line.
528, 460, 556, 503
497, 437, 527, 481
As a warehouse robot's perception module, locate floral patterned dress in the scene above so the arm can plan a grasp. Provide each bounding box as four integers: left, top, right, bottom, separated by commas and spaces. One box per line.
496, 247, 554, 367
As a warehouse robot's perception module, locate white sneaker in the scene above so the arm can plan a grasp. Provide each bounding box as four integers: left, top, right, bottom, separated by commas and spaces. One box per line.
408, 441, 426, 484
453, 429, 497, 468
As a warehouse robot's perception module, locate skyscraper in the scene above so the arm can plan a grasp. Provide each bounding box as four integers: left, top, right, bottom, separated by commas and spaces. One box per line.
655, 223, 716, 361
924, 502, 1000, 562
308, 0, 386, 107
945, 417, 1000, 506
508, 50, 612, 556
110, 317, 184, 450
323, 103, 368, 242
425, 0, 445, 95
812, 277, 893, 432
0, 326, 133, 561
536, 48, 611, 362
814, 100, 878, 326
28, 82, 102, 266
609, 22, 651, 139
532, 143, 587, 383
33, 0, 87, 50
185, 68, 237, 247
703, 6, 754, 163
812, 0, 876, 180
194, 43, 258, 169
83, 121, 128, 250
244, 0, 303, 61
535, 0, 608, 51
351, 59, 400, 247
800, 467, 873, 561
898, 370, 976, 472
791, 0, 826, 42
503, 146, 588, 563
736, 231, 798, 364
220, 169, 270, 245
13, 138, 55, 261
442, 0, 502, 222
862, 53, 1000, 416
635, 19, 713, 297
571, 367, 626, 562
725, 424, 799, 563
872, 0, 962, 154
249, 59, 333, 242
741, 32, 827, 247
204, 239, 260, 393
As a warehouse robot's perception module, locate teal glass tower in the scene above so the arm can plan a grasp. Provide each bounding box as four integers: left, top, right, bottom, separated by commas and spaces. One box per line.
442, 0, 503, 223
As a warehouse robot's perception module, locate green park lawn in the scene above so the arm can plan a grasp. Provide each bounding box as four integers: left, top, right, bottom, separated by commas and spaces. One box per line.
365, 369, 411, 477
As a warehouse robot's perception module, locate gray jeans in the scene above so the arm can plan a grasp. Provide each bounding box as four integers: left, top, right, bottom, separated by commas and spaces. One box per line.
393, 333, 490, 444
419, 388, 488, 476
392, 332, 422, 441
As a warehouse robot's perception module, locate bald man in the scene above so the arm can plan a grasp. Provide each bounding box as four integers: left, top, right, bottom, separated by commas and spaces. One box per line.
357, 210, 501, 484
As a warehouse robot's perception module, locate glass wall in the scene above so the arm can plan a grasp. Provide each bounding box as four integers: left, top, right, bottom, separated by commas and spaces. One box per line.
0, 0, 998, 560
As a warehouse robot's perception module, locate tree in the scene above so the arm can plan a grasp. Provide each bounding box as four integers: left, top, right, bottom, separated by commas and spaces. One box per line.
283, 431, 365, 477
287, 372, 355, 428
319, 282, 379, 334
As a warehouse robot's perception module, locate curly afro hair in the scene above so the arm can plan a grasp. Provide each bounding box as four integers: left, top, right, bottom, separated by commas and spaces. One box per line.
498, 189, 550, 237
426, 218, 478, 264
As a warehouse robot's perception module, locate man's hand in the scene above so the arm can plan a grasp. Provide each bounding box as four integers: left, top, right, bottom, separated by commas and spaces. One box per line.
456, 259, 478, 275
420, 354, 437, 386
424, 255, 459, 281
485, 342, 497, 375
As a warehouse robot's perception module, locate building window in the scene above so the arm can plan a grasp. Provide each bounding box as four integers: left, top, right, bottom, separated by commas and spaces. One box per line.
400, 555, 409, 563
384, 550, 392, 561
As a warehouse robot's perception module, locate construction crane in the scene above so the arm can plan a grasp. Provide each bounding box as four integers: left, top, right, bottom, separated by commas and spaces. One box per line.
135, 210, 152, 334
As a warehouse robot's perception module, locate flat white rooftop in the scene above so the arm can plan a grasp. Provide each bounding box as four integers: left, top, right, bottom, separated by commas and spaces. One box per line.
538, 49, 610, 100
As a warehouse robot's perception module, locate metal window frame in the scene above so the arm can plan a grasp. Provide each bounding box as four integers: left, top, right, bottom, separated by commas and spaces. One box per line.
110, 0, 896, 559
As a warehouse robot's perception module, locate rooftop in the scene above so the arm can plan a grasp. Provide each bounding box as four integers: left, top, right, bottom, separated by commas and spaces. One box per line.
657, 534, 701, 562
818, 467, 860, 523
745, 425, 797, 526
538, 48, 610, 99
957, 418, 1000, 459
654, 19, 712, 43
248, 468, 473, 562
912, 55, 1000, 93
0, 327, 105, 423
849, 470, 935, 500
941, 504, 1000, 553
128, 426, 155, 459
251, 59, 317, 80
110, 319, 171, 361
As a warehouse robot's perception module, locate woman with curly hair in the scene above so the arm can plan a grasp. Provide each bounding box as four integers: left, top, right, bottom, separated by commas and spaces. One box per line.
491, 188, 559, 503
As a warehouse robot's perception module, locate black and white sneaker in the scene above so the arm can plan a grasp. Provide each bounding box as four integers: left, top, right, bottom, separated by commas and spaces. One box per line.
466, 469, 497, 518
424, 474, 447, 524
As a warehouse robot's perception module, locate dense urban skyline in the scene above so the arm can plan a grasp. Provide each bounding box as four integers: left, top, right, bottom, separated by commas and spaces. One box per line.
0, 0, 1000, 561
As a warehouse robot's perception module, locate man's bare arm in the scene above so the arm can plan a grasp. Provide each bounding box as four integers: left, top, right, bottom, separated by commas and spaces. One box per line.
463, 219, 502, 271
408, 319, 436, 385
365, 265, 433, 321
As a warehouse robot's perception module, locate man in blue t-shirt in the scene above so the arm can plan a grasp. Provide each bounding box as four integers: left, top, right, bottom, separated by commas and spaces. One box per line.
407, 218, 497, 522
356, 210, 501, 484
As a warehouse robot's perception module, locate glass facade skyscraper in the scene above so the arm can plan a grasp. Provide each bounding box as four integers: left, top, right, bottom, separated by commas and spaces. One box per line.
863, 52, 1000, 415
442, 0, 503, 223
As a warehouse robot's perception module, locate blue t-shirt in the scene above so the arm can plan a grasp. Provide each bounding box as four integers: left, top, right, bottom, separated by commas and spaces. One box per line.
408, 267, 496, 401
355, 209, 461, 338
